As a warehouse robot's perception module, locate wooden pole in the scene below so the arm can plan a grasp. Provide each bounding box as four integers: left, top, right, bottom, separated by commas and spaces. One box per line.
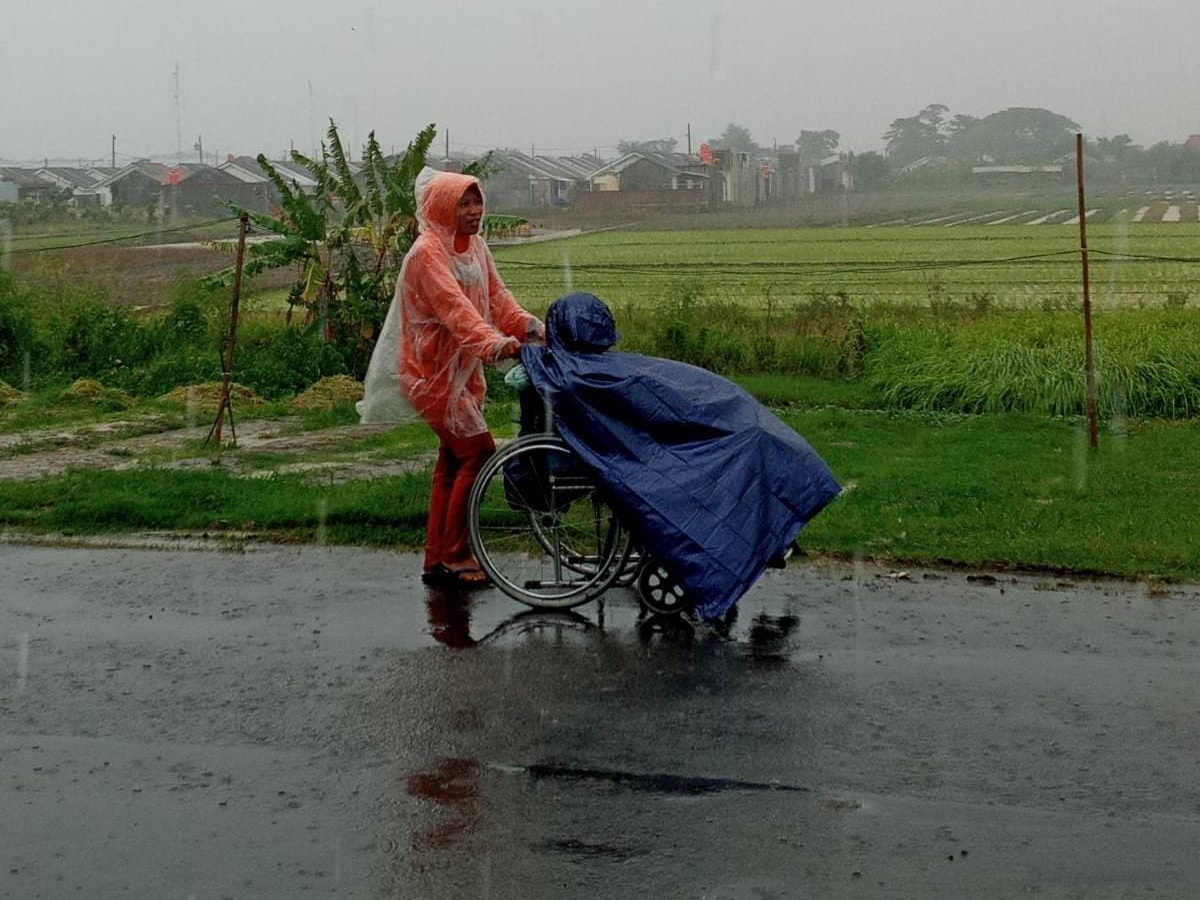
207, 213, 249, 448
1076, 134, 1099, 449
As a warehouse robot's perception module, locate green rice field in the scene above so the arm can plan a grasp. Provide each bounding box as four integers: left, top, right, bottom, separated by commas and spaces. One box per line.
493, 223, 1200, 312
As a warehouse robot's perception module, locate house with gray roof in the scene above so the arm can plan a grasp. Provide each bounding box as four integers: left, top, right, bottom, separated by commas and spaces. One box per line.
589, 151, 709, 192
219, 156, 272, 185
571, 150, 714, 211
77, 161, 270, 217
480, 149, 603, 209
35, 167, 104, 192
0, 167, 59, 203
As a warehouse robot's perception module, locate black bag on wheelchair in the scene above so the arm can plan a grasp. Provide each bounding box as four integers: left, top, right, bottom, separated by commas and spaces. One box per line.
502, 384, 592, 513
502, 445, 591, 513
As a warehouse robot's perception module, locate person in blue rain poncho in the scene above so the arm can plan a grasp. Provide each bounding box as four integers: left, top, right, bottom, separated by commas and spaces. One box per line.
516, 292, 842, 622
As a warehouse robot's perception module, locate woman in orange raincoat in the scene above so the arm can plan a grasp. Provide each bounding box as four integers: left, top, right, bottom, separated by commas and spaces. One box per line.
398, 169, 542, 588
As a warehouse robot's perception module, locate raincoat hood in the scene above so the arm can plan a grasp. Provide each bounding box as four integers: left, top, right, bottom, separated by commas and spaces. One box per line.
545, 292, 621, 352
415, 168, 484, 241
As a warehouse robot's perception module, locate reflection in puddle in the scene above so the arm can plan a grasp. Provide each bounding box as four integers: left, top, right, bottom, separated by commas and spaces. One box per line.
405, 757, 481, 849
427, 585, 801, 663
637, 611, 697, 646
425, 588, 477, 649
426, 586, 606, 649
745, 613, 800, 659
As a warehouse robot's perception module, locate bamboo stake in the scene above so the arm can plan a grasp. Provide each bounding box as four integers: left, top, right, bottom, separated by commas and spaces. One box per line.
206, 212, 249, 448
1076, 134, 1099, 449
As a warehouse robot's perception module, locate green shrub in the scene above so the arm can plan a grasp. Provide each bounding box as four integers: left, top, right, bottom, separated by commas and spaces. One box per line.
126, 349, 224, 397
235, 324, 348, 400
0, 275, 40, 385
60, 301, 149, 378
155, 300, 211, 350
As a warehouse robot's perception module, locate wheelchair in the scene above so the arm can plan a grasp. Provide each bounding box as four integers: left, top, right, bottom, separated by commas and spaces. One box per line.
466, 389, 689, 616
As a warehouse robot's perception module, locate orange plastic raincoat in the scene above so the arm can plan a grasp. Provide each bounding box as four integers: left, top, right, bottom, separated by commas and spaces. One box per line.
397, 170, 538, 437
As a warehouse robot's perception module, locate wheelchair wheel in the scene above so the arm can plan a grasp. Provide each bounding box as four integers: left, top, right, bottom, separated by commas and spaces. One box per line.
529, 494, 634, 581
636, 559, 691, 617
468, 436, 627, 609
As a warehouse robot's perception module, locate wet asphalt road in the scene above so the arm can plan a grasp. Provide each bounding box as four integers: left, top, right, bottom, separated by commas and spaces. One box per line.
2, 542, 1200, 899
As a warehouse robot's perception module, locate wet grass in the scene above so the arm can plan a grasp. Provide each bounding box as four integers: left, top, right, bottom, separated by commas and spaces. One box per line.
0, 466, 431, 546
792, 410, 1200, 579
729, 374, 876, 409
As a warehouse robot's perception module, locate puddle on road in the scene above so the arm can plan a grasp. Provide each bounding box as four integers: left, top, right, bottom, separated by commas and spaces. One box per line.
515, 762, 809, 796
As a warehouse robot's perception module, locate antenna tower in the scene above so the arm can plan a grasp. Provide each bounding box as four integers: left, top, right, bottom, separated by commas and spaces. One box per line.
174, 62, 182, 162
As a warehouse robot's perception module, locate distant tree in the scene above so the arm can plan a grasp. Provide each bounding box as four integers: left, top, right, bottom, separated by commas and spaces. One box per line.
950, 107, 1080, 164
883, 103, 949, 167
1143, 141, 1200, 183
850, 151, 890, 189
795, 129, 840, 162
1093, 133, 1138, 162
946, 114, 978, 136
944, 114, 979, 156
711, 123, 759, 154
617, 137, 679, 155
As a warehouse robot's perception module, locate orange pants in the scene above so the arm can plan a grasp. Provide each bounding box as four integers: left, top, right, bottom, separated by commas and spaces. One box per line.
424, 428, 496, 571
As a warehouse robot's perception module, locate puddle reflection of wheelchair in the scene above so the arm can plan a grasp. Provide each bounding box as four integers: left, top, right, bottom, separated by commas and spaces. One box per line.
467, 390, 688, 617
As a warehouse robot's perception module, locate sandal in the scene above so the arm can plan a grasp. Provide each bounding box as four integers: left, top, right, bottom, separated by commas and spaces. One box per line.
442, 565, 492, 590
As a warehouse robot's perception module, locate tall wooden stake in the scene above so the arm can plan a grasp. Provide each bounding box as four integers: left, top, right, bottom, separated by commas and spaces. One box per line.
1076, 134, 1099, 449
207, 213, 249, 448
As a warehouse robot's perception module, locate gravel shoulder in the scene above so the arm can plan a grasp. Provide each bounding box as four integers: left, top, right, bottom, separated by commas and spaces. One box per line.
0, 414, 433, 483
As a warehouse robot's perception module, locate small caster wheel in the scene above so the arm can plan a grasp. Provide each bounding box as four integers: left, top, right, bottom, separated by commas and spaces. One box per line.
636, 561, 690, 616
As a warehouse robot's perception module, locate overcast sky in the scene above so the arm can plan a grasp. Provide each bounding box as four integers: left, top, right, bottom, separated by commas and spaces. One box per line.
4, 0, 1199, 165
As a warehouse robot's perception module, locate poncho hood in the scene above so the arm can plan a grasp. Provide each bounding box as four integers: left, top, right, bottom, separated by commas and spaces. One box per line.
545, 292, 621, 352
415, 169, 483, 243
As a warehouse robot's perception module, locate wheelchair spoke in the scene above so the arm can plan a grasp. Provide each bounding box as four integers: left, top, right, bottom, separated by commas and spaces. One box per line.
468, 436, 629, 609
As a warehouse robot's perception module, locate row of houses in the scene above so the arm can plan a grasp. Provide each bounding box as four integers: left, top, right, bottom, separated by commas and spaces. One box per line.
470, 147, 853, 211
0, 159, 279, 217
0, 147, 855, 218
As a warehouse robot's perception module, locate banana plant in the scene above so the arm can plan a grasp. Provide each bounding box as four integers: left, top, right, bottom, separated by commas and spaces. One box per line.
208, 120, 472, 375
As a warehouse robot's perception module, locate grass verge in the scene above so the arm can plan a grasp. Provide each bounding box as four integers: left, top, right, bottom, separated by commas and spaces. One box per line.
1, 409, 1196, 581
795, 410, 1200, 578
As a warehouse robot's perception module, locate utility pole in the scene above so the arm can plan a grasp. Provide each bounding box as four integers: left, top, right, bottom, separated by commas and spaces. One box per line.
687, 123, 692, 155
173, 62, 182, 163
1075, 133, 1099, 450
307, 79, 316, 156
196, 134, 203, 165
445, 129, 450, 161
111, 134, 116, 169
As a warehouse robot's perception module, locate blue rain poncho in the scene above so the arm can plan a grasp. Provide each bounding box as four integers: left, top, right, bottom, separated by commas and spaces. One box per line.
520, 292, 841, 621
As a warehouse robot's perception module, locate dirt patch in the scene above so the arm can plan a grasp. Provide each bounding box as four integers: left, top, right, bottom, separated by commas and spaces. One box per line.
0, 414, 434, 483
11, 242, 292, 309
